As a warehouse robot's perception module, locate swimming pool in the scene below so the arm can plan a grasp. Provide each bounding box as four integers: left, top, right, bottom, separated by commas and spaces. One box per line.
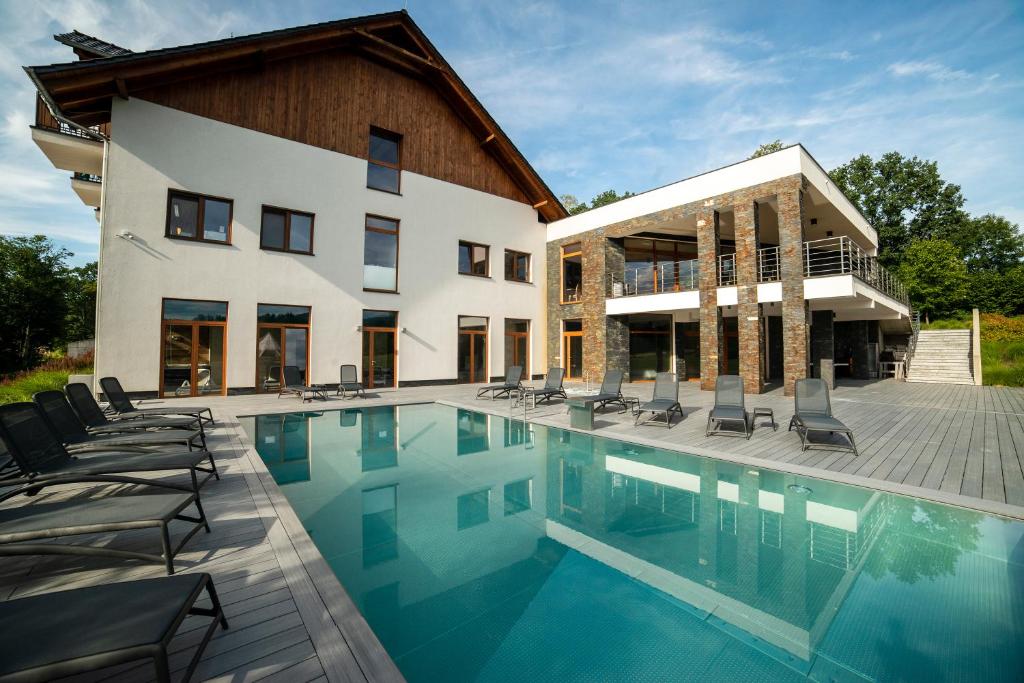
241, 403, 1024, 682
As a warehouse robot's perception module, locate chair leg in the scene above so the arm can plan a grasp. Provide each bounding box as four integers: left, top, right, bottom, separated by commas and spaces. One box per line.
161, 523, 174, 575
847, 431, 859, 456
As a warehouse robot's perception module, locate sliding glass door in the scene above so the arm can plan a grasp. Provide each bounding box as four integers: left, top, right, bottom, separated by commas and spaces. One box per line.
362, 310, 397, 389
256, 304, 311, 392
160, 298, 227, 397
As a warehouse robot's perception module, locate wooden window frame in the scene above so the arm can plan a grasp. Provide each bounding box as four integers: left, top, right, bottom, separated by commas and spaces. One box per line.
165, 190, 234, 245
505, 318, 530, 377
362, 310, 399, 389
255, 303, 312, 393
504, 249, 531, 283
259, 205, 315, 255
158, 297, 229, 398
458, 241, 491, 278
560, 242, 583, 304
562, 321, 583, 380
367, 126, 402, 195
457, 316, 489, 383
363, 214, 400, 293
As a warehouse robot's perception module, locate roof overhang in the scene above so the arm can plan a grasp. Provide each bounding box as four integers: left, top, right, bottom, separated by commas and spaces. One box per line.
25, 11, 567, 221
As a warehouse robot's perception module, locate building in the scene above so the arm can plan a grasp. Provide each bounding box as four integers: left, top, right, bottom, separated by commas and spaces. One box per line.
27, 12, 910, 398
545, 146, 911, 395
26, 12, 566, 397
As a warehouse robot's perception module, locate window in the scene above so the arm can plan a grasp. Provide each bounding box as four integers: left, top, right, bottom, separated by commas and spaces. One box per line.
457, 316, 488, 383
367, 127, 401, 193
459, 241, 490, 277
260, 206, 314, 254
504, 250, 531, 282
363, 215, 399, 292
166, 190, 232, 244
160, 299, 227, 398
561, 242, 583, 303
505, 319, 529, 376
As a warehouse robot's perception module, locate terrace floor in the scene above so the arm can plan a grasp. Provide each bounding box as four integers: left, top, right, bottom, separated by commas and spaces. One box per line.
2, 378, 1022, 682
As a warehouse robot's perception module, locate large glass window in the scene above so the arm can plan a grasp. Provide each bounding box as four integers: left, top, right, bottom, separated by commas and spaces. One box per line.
458, 241, 489, 277
256, 304, 311, 392
160, 299, 227, 397
260, 206, 314, 254
563, 319, 583, 379
458, 316, 488, 383
504, 250, 530, 282
629, 315, 672, 382
367, 127, 401, 193
162, 298, 227, 322
561, 242, 583, 303
363, 215, 399, 292
505, 319, 529, 376
363, 310, 397, 389
166, 190, 232, 244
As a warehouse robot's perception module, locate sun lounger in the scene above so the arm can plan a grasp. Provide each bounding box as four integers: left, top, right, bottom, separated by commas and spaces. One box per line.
65, 382, 202, 435
635, 372, 683, 427
575, 369, 627, 412
706, 375, 752, 439
336, 364, 366, 398
279, 365, 327, 401
531, 368, 567, 404
476, 366, 523, 399
100, 376, 214, 425
788, 378, 858, 455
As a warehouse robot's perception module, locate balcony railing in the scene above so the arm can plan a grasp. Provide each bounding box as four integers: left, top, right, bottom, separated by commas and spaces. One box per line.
717, 253, 736, 286
35, 94, 110, 139
804, 236, 907, 303
72, 172, 102, 183
758, 246, 780, 282
608, 258, 699, 297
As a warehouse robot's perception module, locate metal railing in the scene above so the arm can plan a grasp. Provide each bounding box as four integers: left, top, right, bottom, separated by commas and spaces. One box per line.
608, 258, 699, 297
717, 253, 736, 286
905, 309, 921, 376
72, 172, 102, 183
803, 236, 908, 303
35, 94, 110, 139
757, 246, 780, 282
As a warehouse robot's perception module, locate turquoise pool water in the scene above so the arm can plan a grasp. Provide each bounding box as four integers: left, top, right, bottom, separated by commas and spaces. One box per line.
241, 403, 1024, 682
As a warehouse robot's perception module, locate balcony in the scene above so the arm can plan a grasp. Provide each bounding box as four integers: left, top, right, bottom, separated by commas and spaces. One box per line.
31, 94, 106, 177
71, 172, 102, 208
607, 236, 907, 305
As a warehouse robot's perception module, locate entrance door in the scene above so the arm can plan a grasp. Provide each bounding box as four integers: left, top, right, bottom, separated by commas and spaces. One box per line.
721, 317, 739, 375
362, 310, 397, 388
160, 299, 227, 398
505, 319, 529, 376
562, 320, 583, 379
675, 322, 701, 380
628, 315, 671, 381
458, 316, 488, 383
255, 305, 311, 392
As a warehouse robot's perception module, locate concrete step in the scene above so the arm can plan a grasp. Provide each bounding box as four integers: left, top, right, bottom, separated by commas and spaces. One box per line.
906, 378, 976, 385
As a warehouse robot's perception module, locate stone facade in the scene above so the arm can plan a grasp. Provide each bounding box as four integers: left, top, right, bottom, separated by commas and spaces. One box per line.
810, 309, 835, 377
547, 173, 811, 394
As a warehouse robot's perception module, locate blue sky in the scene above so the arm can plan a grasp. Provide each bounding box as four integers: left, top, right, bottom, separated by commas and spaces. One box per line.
1, 0, 1022, 266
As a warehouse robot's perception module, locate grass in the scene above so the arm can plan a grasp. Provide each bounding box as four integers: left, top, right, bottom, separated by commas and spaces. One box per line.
0, 352, 94, 405
920, 314, 971, 330
979, 314, 1024, 387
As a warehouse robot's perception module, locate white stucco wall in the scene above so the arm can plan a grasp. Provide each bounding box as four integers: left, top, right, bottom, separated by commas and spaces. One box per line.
96, 98, 548, 392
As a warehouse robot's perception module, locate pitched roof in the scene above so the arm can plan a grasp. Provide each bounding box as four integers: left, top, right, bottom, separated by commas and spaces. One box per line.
53, 30, 133, 58
27, 11, 566, 220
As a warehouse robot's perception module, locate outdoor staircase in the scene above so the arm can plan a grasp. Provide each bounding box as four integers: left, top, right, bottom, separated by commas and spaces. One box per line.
906, 329, 975, 385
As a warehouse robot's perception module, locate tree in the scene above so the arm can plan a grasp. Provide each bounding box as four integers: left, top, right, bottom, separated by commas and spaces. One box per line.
749, 140, 785, 158
0, 235, 71, 373
559, 194, 588, 216
830, 152, 968, 266
938, 213, 1024, 273
560, 190, 635, 215
970, 265, 1024, 315
65, 261, 97, 343
896, 239, 968, 320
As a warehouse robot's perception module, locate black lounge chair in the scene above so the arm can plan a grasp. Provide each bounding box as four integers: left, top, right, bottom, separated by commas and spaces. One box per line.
788, 378, 859, 456
279, 365, 327, 401
532, 367, 567, 404
476, 366, 524, 400
0, 573, 227, 683
337, 364, 366, 398
706, 375, 752, 439
635, 372, 683, 427
0, 473, 209, 574
100, 376, 215, 425
65, 382, 203, 435
34, 390, 206, 452
576, 369, 627, 412
0, 402, 217, 491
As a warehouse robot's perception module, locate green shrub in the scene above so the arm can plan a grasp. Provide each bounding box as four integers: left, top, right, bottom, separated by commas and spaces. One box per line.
979, 315, 1024, 386
921, 315, 971, 330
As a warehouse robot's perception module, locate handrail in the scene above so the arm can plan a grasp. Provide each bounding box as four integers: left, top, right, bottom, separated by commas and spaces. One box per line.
717, 253, 736, 286
608, 257, 699, 297
35, 93, 110, 139
803, 236, 908, 304
758, 246, 780, 282
905, 310, 921, 377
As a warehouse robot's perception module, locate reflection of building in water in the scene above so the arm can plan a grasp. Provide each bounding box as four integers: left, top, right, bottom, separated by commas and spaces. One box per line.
546, 430, 889, 662
249, 411, 320, 483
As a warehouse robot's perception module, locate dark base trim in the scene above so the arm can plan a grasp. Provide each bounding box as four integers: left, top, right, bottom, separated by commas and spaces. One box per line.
398, 378, 458, 388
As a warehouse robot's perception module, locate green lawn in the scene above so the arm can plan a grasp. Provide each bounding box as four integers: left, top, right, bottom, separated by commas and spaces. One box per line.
0, 354, 94, 405
979, 314, 1024, 387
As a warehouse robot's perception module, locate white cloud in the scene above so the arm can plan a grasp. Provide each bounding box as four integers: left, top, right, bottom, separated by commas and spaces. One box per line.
888, 60, 970, 81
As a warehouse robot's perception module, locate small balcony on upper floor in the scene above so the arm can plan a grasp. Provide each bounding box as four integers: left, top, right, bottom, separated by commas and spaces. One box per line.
32, 94, 108, 208
606, 235, 908, 321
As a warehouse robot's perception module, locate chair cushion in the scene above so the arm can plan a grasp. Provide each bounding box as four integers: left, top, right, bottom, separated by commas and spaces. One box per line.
640, 399, 678, 412
0, 493, 193, 540
710, 406, 747, 423
796, 413, 850, 432
0, 574, 206, 678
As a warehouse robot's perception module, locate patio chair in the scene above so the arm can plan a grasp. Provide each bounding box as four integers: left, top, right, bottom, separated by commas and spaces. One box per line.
0, 401, 217, 492
0, 473, 210, 574
476, 366, 523, 400
0, 573, 228, 683
279, 365, 327, 401
635, 372, 683, 427
99, 376, 214, 425
34, 391, 206, 453
337, 364, 366, 398
532, 367, 567, 404
65, 382, 203, 435
788, 378, 859, 455
576, 369, 627, 412
706, 375, 752, 439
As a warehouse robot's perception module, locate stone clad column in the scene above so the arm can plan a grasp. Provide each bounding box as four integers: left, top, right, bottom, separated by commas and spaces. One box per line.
735, 200, 764, 394
697, 207, 722, 391
778, 182, 808, 396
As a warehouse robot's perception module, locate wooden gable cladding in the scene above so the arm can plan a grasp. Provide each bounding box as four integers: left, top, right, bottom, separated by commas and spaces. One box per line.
135, 50, 531, 205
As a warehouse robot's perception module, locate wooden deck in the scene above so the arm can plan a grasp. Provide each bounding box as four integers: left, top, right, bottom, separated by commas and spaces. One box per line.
1, 378, 1022, 682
